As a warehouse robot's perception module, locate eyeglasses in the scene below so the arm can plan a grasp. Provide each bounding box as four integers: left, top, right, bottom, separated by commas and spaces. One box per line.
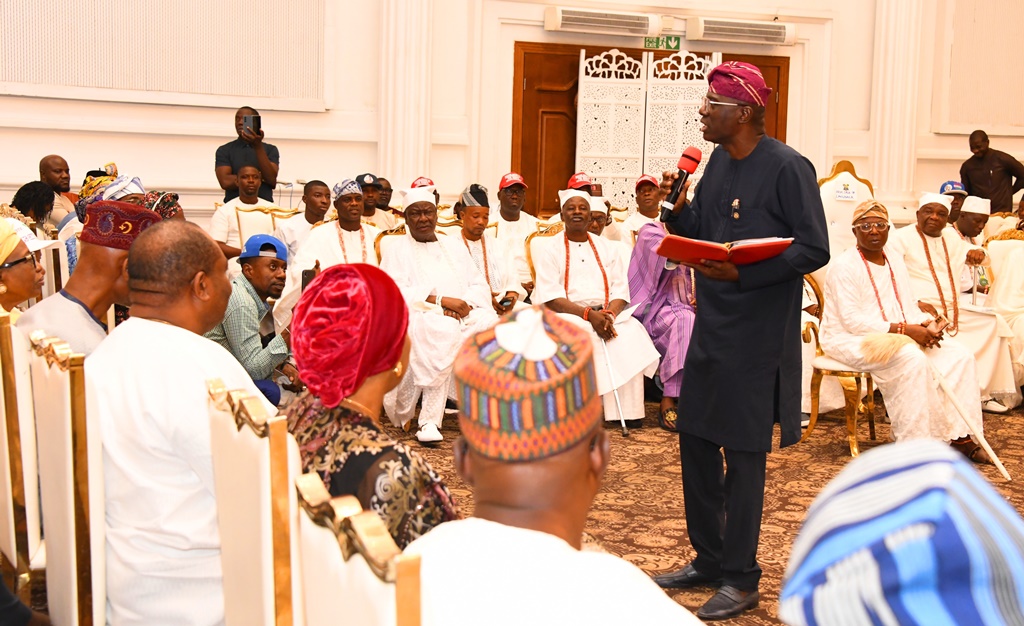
702, 97, 744, 109
0, 253, 37, 270
855, 222, 890, 233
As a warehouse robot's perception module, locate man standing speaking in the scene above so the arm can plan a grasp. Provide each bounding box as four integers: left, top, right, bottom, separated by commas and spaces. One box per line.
652, 62, 829, 620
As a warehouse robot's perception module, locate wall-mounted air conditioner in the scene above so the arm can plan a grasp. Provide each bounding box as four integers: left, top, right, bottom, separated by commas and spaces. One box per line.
686, 17, 796, 46
544, 7, 662, 38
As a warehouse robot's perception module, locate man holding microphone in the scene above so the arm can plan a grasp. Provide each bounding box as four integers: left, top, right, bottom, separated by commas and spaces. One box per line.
652, 62, 829, 620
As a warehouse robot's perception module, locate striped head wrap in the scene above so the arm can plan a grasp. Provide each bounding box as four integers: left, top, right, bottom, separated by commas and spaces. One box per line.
332, 179, 362, 200
102, 175, 146, 201
454, 305, 601, 462
851, 200, 888, 224
780, 440, 1024, 626
708, 61, 772, 108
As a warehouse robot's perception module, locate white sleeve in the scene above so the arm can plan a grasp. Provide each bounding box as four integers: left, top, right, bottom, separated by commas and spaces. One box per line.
823, 257, 891, 336
209, 205, 231, 243
531, 236, 568, 304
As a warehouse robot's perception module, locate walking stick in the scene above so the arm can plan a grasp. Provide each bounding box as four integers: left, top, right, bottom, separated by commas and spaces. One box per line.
927, 361, 1011, 481
600, 337, 630, 437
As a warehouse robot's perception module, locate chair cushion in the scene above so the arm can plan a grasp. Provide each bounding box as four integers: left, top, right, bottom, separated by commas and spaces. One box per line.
812, 354, 864, 373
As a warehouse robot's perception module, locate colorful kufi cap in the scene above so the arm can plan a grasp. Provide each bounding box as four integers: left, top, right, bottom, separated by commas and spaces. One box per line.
567, 172, 592, 189
356, 173, 382, 188
80, 200, 162, 250
411, 176, 435, 188
238, 234, 287, 264
3, 218, 59, 253
333, 179, 362, 199
851, 200, 888, 224
960, 195, 991, 216
101, 175, 146, 201
780, 440, 1024, 626
499, 172, 528, 190
708, 61, 773, 107
635, 174, 659, 190
588, 196, 608, 215
454, 306, 601, 461
399, 187, 437, 208
292, 265, 408, 408
143, 190, 182, 220
558, 189, 590, 208
919, 192, 953, 211
460, 184, 489, 208
940, 180, 967, 196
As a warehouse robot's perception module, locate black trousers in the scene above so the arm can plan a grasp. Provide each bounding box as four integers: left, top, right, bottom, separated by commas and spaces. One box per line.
679, 431, 767, 591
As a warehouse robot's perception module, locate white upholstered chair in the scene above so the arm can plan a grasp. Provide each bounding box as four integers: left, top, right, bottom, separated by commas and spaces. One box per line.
984, 212, 1019, 241
0, 316, 44, 603
29, 330, 104, 625
207, 379, 303, 626
295, 473, 422, 626
815, 161, 875, 288
236, 205, 301, 245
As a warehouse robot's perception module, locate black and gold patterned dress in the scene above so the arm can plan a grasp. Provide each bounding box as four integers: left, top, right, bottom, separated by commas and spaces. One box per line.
287, 393, 458, 548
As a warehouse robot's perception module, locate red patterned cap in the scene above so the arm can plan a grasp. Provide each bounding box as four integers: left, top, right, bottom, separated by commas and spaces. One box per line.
454, 306, 601, 462
498, 172, 528, 190
80, 200, 162, 250
411, 176, 434, 188
635, 174, 658, 190
567, 172, 592, 189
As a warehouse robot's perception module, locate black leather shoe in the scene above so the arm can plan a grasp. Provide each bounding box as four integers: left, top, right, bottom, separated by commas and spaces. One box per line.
696, 586, 760, 621
652, 564, 723, 589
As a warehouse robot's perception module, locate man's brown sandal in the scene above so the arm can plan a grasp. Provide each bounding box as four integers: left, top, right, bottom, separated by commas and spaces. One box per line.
951, 438, 992, 465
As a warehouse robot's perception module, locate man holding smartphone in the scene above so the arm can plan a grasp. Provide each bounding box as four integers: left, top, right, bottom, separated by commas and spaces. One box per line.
215, 105, 280, 203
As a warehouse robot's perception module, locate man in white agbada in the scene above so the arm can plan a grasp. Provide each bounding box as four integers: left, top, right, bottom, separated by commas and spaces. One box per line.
457, 184, 525, 315
273, 179, 380, 331
209, 165, 276, 278
986, 231, 1024, 384
820, 201, 991, 463
887, 192, 1020, 413
380, 187, 498, 443
532, 189, 659, 425
273, 180, 332, 261
404, 306, 704, 626
491, 172, 539, 292
950, 195, 992, 297
87, 221, 275, 625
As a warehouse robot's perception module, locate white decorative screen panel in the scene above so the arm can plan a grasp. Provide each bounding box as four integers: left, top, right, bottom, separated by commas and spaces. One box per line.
0, 0, 325, 111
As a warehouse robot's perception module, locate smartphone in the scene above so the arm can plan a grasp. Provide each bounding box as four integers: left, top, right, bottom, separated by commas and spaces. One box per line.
301, 269, 317, 291
499, 298, 513, 308
927, 314, 949, 334
242, 114, 261, 135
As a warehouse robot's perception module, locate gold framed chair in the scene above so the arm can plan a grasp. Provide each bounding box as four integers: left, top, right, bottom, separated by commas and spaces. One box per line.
374, 224, 449, 265
435, 218, 463, 237
607, 206, 630, 224
817, 160, 874, 196
799, 274, 877, 457
29, 330, 101, 625
236, 205, 302, 246
207, 380, 302, 626
524, 222, 565, 284
295, 473, 421, 626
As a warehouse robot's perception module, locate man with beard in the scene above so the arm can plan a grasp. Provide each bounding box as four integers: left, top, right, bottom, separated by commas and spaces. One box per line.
38, 154, 74, 227
215, 105, 280, 203
617, 174, 662, 243
491, 172, 538, 294
274, 180, 331, 261
959, 130, 1024, 214
273, 179, 381, 330
209, 165, 276, 277
377, 177, 400, 217
206, 234, 298, 405
356, 172, 397, 230
458, 184, 523, 314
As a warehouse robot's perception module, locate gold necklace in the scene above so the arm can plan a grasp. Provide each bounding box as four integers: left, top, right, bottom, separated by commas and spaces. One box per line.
340, 397, 376, 419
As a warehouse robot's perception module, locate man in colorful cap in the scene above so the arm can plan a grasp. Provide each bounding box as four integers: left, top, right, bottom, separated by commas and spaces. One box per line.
940, 179, 968, 222
17, 200, 160, 355
209, 164, 277, 278
274, 180, 331, 261
492, 172, 539, 294
215, 105, 280, 203
38, 154, 74, 228
206, 234, 297, 405
888, 193, 1019, 414
960, 129, 1024, 215
819, 200, 988, 459
404, 306, 703, 626
656, 60, 829, 619
780, 440, 1024, 626
380, 186, 497, 442
617, 174, 662, 242
273, 178, 382, 332
458, 184, 524, 315
356, 172, 397, 230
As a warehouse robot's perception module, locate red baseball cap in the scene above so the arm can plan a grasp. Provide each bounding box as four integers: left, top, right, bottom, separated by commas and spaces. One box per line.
411, 176, 434, 188
635, 174, 658, 190
567, 172, 592, 189
499, 172, 528, 190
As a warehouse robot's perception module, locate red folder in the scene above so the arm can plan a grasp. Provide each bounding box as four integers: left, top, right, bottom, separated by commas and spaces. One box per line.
656, 235, 793, 266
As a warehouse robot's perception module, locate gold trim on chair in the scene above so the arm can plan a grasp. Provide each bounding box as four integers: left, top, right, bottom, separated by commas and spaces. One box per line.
817, 160, 875, 197
608, 206, 629, 223
0, 316, 30, 602
524, 222, 565, 284
984, 228, 1024, 247
374, 225, 449, 265
234, 205, 301, 245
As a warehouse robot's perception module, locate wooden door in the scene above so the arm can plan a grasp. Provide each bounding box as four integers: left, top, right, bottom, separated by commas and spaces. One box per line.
722, 53, 789, 141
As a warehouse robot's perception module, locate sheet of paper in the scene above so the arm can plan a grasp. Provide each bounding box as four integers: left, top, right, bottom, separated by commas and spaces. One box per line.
614, 304, 639, 324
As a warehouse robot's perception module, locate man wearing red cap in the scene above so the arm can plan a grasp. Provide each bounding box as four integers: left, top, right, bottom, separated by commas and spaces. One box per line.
492, 172, 539, 293
17, 200, 161, 354
566, 171, 593, 194
656, 61, 829, 620
617, 174, 662, 243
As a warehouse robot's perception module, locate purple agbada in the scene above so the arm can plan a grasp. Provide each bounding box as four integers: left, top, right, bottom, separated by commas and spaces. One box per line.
627, 222, 696, 397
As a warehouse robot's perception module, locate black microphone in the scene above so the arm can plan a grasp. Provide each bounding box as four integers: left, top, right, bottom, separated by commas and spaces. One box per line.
660, 147, 703, 222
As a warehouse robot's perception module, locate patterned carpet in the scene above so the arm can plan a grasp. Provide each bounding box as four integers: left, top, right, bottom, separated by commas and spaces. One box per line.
397, 398, 1024, 624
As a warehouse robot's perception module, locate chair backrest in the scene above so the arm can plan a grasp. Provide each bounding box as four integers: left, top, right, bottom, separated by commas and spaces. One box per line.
818, 164, 874, 257
207, 380, 302, 626
236, 205, 301, 245
374, 225, 449, 264
295, 473, 421, 626
0, 316, 42, 601
608, 206, 629, 223
38, 225, 64, 297
29, 330, 103, 626
435, 218, 463, 237
984, 213, 1019, 241
525, 221, 566, 283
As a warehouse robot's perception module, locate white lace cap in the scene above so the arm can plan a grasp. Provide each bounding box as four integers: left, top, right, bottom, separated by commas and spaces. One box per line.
493, 306, 558, 361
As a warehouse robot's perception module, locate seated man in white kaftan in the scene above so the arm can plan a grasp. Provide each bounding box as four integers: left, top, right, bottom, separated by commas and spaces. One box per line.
457, 184, 525, 315
532, 189, 659, 427
380, 187, 498, 443
820, 201, 991, 463
273, 178, 380, 330
888, 192, 1020, 413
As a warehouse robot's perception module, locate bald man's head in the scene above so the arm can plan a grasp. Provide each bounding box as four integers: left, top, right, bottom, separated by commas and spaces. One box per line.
39, 155, 70, 193
128, 221, 224, 296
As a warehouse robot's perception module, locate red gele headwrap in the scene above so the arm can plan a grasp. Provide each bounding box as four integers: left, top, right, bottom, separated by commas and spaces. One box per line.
291, 264, 409, 408
707, 61, 772, 108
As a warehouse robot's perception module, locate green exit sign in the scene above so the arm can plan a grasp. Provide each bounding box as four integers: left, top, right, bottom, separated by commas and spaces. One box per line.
644, 36, 681, 51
